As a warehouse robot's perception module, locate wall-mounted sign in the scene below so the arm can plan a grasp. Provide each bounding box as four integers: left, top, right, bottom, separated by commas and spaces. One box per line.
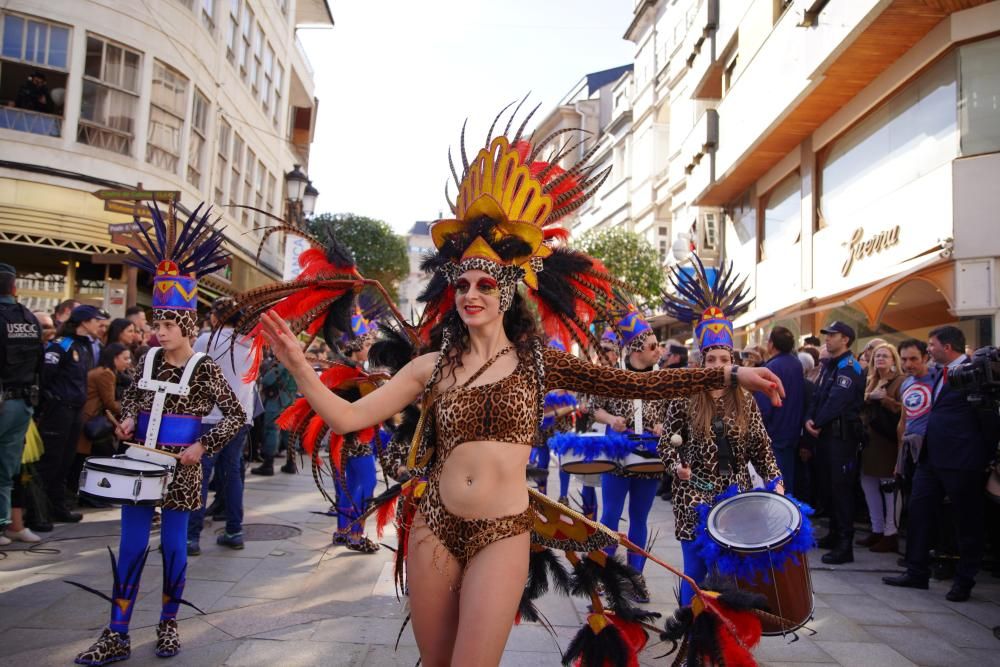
841, 225, 900, 277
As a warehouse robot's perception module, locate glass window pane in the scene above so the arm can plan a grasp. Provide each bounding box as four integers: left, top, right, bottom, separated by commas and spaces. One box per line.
84, 36, 102, 78
123, 50, 141, 92
763, 172, 801, 258
47, 26, 69, 68
3, 15, 24, 59
104, 44, 122, 85
960, 37, 1000, 156
79, 79, 105, 124
24, 20, 39, 64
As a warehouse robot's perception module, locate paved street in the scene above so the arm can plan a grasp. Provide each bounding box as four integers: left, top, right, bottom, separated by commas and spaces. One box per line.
1, 464, 998, 667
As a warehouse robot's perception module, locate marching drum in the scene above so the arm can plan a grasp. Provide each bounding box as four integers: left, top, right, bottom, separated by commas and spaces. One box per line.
706, 491, 814, 635
79, 457, 173, 506
621, 434, 665, 474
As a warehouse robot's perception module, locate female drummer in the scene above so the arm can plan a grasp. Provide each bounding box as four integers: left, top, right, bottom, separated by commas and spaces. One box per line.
74, 205, 246, 666
257, 116, 785, 666
659, 258, 784, 606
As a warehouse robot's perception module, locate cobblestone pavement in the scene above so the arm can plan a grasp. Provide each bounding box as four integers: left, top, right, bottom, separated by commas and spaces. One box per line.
1, 463, 998, 666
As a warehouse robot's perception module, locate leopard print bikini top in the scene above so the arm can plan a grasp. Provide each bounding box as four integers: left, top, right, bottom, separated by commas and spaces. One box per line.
433, 349, 539, 459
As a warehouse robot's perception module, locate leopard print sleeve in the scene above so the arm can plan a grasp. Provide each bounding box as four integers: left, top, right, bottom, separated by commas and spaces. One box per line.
543, 348, 726, 399
197, 358, 247, 457
120, 351, 147, 422
745, 391, 782, 483
658, 398, 690, 473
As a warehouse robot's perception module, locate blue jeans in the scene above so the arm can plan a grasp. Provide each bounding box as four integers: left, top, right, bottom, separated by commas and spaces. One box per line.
0, 399, 31, 528
189, 425, 247, 540
772, 440, 796, 494
600, 473, 659, 572
679, 539, 708, 607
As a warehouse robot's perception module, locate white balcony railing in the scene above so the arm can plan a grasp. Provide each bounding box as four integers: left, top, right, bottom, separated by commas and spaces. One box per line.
0, 107, 62, 137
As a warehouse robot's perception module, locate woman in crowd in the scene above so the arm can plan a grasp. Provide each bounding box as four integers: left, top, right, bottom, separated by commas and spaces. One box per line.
254, 114, 785, 666
659, 258, 784, 606
858, 343, 904, 553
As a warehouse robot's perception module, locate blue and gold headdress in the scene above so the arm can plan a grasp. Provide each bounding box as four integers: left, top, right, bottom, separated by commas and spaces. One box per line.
124, 202, 230, 336
663, 256, 750, 351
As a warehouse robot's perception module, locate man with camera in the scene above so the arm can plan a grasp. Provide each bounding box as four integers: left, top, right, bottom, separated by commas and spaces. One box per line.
804, 321, 865, 564
884, 326, 999, 601
0, 263, 43, 545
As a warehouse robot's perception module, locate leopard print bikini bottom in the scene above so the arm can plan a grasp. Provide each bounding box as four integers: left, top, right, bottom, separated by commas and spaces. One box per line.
416, 477, 534, 570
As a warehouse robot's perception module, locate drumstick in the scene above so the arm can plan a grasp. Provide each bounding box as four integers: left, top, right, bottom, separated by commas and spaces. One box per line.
105, 410, 121, 429
126, 442, 183, 461
669, 433, 687, 467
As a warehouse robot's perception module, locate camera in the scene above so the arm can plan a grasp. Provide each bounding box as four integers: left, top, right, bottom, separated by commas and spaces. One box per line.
948, 346, 1000, 406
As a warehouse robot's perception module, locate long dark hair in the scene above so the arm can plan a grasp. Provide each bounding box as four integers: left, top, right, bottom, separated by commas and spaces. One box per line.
107, 318, 134, 346
98, 342, 129, 370
427, 289, 542, 391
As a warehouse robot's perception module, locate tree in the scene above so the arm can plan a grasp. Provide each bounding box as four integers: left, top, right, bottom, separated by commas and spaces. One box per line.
308, 213, 409, 302
578, 227, 664, 307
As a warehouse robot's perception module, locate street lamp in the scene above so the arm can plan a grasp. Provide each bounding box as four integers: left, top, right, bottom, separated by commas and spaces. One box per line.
672, 232, 693, 263
285, 164, 309, 204
303, 181, 319, 219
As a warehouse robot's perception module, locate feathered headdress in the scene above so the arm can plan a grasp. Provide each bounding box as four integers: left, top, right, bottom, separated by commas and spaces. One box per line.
123, 202, 230, 336
419, 98, 632, 353
663, 255, 751, 351
615, 305, 653, 353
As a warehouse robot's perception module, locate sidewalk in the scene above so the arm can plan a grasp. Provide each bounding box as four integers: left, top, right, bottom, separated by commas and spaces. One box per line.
1, 463, 998, 666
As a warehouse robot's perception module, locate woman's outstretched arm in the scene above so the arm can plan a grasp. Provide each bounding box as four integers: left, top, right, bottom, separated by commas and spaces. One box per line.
260, 311, 433, 434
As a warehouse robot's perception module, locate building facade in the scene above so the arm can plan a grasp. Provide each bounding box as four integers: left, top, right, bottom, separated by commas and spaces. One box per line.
0, 0, 330, 315
623, 0, 999, 350
397, 219, 433, 324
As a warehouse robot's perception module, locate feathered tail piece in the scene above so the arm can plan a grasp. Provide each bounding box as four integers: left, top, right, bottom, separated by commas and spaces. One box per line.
64, 547, 149, 632
660, 577, 768, 667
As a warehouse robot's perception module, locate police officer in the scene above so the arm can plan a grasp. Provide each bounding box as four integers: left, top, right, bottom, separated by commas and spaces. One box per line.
804, 321, 864, 564
0, 263, 43, 543
36, 304, 106, 526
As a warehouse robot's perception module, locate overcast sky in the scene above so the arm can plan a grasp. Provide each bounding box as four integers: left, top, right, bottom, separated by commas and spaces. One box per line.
298, 1, 635, 234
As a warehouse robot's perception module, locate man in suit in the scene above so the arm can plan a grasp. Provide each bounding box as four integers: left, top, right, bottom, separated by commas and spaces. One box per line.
884, 326, 1000, 601
755, 326, 805, 494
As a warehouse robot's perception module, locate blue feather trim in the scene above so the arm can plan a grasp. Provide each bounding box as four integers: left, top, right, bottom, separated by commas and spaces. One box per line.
547, 431, 633, 460
692, 480, 815, 583
543, 392, 578, 410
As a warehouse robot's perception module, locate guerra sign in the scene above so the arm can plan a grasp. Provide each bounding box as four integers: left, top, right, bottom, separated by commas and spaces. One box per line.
841, 225, 901, 277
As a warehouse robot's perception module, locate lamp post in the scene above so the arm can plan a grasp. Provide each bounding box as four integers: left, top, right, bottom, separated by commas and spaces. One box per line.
285, 164, 310, 228
303, 181, 319, 219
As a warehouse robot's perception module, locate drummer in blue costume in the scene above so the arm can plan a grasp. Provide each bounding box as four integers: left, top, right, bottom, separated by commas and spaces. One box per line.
658, 257, 784, 606
589, 307, 666, 597
331, 307, 381, 553
73, 204, 247, 666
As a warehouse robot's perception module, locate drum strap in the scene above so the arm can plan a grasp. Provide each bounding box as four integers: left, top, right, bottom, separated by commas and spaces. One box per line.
711, 416, 734, 476
138, 349, 207, 449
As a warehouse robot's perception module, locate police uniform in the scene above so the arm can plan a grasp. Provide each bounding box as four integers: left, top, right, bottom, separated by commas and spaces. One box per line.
37, 322, 97, 521
0, 271, 43, 531
807, 344, 864, 561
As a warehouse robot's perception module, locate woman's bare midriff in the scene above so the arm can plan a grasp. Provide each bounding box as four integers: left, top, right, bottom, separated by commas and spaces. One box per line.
436, 440, 531, 519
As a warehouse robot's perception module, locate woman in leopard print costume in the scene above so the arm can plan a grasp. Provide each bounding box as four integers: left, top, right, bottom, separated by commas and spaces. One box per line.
258, 117, 785, 666
658, 256, 784, 607
74, 204, 246, 667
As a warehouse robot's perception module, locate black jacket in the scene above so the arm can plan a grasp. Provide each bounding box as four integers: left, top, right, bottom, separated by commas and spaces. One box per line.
808, 351, 864, 432
41, 334, 94, 406
924, 358, 1000, 471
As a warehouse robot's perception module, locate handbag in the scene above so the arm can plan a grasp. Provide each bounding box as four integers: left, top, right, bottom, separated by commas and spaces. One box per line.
83, 414, 114, 441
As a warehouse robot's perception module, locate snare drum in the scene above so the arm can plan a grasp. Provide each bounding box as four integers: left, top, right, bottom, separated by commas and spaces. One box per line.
621, 451, 666, 474
706, 491, 814, 635
553, 432, 623, 475
79, 457, 173, 506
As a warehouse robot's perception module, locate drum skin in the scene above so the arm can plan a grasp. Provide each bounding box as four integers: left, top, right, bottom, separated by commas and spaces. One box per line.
622, 452, 666, 474
559, 454, 619, 474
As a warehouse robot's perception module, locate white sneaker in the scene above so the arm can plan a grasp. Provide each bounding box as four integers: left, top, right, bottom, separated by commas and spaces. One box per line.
4, 528, 41, 543
0, 535, 10, 546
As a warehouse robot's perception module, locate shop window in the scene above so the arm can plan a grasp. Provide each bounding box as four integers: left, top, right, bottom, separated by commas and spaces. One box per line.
959, 36, 1000, 157
147, 60, 189, 173
0, 12, 69, 136
728, 189, 756, 246
878, 279, 953, 337
761, 171, 800, 260
819, 53, 957, 229
78, 34, 141, 155
214, 118, 230, 204
187, 88, 209, 188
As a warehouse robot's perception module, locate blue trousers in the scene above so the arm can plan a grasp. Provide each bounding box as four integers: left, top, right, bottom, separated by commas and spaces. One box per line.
335, 454, 377, 535
679, 539, 708, 607
557, 469, 598, 517
111, 505, 189, 633
772, 441, 796, 495
0, 399, 31, 528
600, 474, 659, 572
189, 425, 247, 540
